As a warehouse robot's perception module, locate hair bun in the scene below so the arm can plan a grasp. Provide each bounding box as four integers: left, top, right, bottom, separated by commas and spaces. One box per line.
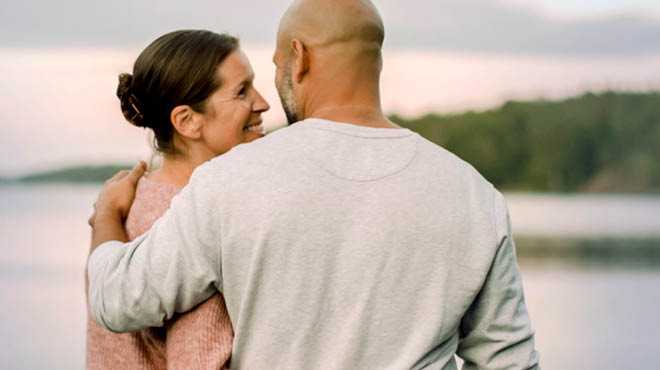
117, 73, 146, 127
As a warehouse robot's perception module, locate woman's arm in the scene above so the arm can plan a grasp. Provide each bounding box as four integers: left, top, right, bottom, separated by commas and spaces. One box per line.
166, 294, 234, 369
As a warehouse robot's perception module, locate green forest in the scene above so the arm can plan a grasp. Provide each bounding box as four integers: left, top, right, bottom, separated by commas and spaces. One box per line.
3, 91, 658, 192
392, 91, 660, 193
12, 165, 132, 184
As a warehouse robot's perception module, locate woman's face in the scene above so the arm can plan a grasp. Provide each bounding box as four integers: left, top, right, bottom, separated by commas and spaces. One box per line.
198, 49, 270, 156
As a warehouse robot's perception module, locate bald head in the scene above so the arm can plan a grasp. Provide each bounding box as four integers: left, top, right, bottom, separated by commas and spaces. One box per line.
278, 0, 384, 53
274, 0, 395, 128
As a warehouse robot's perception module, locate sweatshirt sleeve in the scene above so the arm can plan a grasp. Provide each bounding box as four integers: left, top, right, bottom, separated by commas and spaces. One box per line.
456, 191, 541, 370
87, 165, 223, 333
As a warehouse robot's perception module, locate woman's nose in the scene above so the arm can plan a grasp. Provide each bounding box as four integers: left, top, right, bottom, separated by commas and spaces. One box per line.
253, 89, 270, 113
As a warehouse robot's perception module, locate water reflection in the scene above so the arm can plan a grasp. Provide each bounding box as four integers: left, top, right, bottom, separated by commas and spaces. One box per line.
505, 193, 660, 237
520, 261, 660, 370
1, 185, 659, 369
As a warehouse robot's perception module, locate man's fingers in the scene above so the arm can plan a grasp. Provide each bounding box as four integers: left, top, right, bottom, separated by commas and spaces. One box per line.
105, 162, 143, 185
107, 170, 130, 184
126, 161, 147, 184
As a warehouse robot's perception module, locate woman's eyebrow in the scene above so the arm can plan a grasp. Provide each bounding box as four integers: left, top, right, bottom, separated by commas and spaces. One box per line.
233, 80, 248, 92
238, 71, 255, 86
233, 75, 255, 91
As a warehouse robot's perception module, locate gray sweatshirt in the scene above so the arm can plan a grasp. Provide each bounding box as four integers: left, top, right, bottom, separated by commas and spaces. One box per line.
88, 118, 540, 369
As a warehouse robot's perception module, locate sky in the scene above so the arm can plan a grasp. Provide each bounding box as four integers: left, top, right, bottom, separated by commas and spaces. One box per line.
1, 0, 660, 176
521, 0, 660, 16
1, 0, 660, 54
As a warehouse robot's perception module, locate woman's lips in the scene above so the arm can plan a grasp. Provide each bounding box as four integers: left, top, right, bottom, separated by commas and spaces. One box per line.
244, 124, 263, 133
243, 119, 264, 133
243, 120, 264, 133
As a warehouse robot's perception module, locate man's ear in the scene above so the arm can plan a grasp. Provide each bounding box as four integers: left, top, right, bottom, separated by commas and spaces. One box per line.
291, 39, 310, 84
170, 105, 202, 140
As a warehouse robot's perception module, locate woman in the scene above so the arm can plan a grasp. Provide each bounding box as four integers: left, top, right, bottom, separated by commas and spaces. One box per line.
86, 30, 270, 369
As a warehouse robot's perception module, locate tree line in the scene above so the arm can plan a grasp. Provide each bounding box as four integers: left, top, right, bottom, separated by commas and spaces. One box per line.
392, 91, 660, 193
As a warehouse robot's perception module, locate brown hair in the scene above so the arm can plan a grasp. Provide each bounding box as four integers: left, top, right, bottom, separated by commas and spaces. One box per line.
117, 30, 239, 155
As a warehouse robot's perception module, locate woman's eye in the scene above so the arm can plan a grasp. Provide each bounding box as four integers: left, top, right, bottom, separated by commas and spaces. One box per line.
238, 87, 247, 97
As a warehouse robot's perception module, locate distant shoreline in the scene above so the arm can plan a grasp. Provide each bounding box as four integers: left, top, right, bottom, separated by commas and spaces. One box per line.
393, 91, 660, 194
2, 91, 659, 192
2, 165, 659, 194
1, 180, 658, 266
0, 164, 133, 185
515, 236, 660, 268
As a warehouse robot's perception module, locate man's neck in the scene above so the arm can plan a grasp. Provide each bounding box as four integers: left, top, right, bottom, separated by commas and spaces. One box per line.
307, 105, 399, 129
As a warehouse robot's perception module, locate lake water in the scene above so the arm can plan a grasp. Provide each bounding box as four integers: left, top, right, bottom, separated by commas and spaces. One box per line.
1, 185, 659, 369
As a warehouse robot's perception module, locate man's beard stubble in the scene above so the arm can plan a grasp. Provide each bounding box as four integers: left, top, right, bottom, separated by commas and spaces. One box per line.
277, 69, 299, 125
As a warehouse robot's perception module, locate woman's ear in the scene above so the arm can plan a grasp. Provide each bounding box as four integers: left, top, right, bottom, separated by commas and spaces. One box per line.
170, 105, 202, 140
291, 39, 310, 84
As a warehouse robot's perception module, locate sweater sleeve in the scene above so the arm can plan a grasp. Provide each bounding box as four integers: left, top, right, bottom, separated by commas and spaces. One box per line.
87, 165, 223, 333
456, 191, 541, 370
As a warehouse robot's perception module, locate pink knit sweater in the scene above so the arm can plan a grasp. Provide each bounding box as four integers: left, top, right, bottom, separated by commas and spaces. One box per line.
86, 176, 234, 370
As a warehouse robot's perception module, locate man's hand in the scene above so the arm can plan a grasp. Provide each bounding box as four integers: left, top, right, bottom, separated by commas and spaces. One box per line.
88, 161, 146, 255
89, 161, 147, 227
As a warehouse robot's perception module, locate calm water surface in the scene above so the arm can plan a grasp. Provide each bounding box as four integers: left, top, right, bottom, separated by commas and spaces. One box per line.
1, 185, 659, 369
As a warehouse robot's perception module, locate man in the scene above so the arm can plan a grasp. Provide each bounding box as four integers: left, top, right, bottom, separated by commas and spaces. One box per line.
88, 0, 541, 368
